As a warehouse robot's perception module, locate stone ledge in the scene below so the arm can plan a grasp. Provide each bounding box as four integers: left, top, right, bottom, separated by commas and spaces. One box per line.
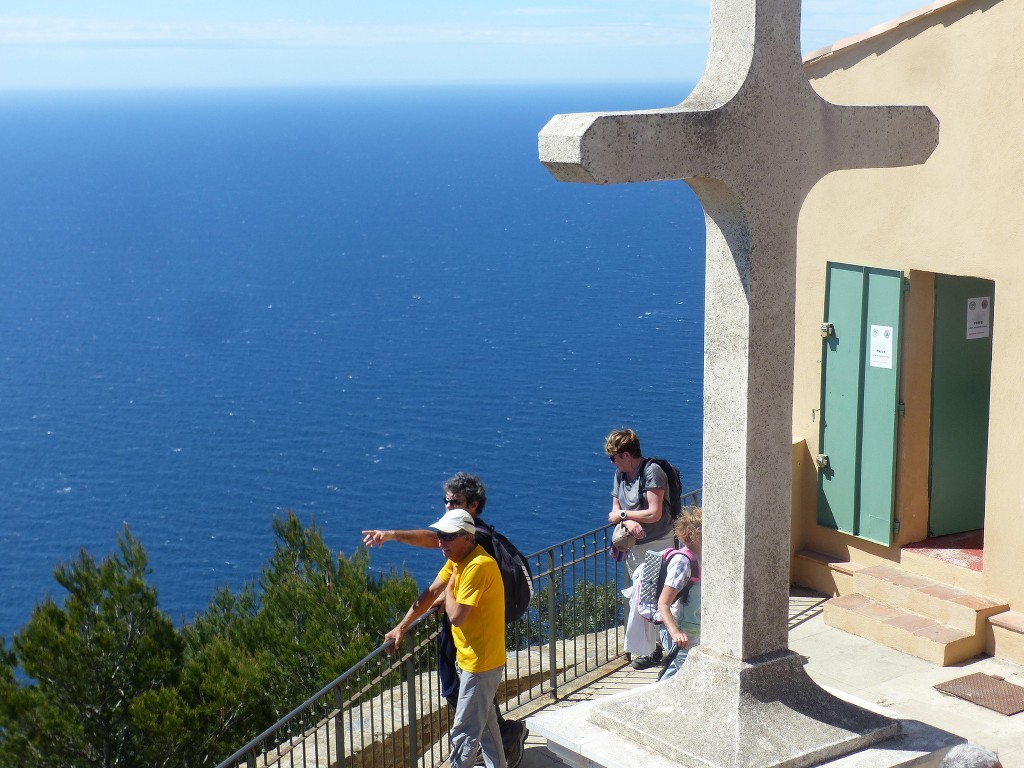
989, 610, 1024, 633
989, 611, 1024, 665
796, 548, 842, 566
791, 549, 864, 597
831, 560, 867, 578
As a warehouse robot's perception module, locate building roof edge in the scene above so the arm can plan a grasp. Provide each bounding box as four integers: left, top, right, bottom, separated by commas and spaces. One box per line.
803, 0, 978, 66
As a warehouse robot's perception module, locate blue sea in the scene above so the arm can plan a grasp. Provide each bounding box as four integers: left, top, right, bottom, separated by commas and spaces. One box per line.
0, 85, 706, 641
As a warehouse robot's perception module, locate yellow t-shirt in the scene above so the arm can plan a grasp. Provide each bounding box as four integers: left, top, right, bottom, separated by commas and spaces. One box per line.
437, 545, 506, 673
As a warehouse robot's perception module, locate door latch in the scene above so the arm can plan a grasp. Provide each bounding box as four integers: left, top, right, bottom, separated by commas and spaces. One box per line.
815, 454, 830, 469
819, 322, 834, 339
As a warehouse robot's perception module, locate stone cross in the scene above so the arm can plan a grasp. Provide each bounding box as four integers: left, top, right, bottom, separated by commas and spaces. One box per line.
538, 1, 938, 766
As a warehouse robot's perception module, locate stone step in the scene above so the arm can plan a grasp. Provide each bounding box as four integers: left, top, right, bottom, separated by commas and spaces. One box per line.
791, 548, 865, 596
851, 564, 1008, 635
824, 593, 978, 666
989, 611, 1024, 666
797, 554, 1015, 664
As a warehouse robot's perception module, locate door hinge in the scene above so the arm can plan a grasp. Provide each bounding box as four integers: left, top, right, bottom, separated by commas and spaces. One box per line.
898, 400, 906, 416
892, 517, 901, 534
903, 277, 911, 295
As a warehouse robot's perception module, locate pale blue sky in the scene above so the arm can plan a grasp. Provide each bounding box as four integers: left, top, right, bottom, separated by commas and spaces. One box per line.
1, 1, 924, 90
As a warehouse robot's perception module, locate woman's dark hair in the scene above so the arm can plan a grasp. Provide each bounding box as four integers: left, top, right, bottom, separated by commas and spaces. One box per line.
443, 472, 487, 515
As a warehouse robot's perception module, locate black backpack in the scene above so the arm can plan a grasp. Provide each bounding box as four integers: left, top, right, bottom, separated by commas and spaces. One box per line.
476, 523, 534, 624
639, 457, 684, 520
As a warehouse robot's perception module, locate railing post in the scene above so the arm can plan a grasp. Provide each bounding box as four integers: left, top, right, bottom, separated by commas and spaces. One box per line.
404, 652, 419, 768
334, 685, 345, 767
547, 549, 558, 700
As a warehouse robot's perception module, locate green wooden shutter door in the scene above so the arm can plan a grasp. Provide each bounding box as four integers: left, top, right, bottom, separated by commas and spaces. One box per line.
929, 275, 993, 536
817, 263, 903, 545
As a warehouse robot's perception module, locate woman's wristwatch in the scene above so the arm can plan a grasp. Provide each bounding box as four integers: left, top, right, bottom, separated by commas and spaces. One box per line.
619, 510, 628, 520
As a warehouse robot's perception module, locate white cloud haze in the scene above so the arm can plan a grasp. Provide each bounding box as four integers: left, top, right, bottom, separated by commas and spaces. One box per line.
0, 3, 927, 89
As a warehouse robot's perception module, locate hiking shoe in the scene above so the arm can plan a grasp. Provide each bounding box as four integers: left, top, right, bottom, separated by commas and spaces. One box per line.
629, 647, 663, 670
503, 720, 529, 768
629, 654, 659, 670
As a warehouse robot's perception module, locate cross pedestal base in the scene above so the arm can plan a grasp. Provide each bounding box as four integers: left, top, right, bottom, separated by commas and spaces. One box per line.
529, 646, 959, 768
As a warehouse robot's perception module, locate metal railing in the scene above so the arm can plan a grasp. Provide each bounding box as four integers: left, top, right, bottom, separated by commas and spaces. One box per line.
217, 489, 700, 768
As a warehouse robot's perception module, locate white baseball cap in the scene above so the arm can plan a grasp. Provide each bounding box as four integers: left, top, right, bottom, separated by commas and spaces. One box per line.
429, 508, 476, 535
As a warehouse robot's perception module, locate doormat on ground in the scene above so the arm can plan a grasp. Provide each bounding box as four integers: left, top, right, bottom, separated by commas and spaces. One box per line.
934, 673, 1024, 715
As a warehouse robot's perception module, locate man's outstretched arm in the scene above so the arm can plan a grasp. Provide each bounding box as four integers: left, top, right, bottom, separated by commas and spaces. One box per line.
362, 528, 438, 549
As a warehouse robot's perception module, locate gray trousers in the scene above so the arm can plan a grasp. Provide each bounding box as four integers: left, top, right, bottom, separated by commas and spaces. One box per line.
450, 665, 506, 768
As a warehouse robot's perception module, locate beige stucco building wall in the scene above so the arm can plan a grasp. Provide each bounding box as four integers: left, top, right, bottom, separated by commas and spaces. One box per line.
792, 0, 1024, 607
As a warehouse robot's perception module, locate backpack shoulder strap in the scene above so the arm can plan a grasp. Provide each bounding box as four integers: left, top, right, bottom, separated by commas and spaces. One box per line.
661, 546, 686, 563
657, 547, 687, 591
675, 548, 700, 606
473, 521, 496, 559
637, 457, 653, 495
656, 546, 680, 586
639, 457, 673, 496
679, 547, 700, 582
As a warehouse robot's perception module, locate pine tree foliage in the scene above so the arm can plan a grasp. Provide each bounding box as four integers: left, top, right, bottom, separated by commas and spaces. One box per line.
2, 527, 181, 768
251, 512, 419, 716
0, 513, 418, 768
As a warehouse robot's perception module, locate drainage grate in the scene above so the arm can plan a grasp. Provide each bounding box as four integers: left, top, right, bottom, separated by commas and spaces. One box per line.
934, 672, 1024, 716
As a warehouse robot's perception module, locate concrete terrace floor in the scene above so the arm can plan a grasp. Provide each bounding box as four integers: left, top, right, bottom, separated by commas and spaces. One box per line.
512, 589, 1024, 768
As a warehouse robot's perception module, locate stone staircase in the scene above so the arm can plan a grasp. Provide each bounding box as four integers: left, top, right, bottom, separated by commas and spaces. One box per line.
821, 562, 1009, 666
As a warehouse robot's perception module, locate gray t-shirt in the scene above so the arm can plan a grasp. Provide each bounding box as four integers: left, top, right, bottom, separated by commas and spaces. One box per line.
612, 460, 674, 542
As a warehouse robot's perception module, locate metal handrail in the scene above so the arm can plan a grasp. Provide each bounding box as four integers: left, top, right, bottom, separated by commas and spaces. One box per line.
216, 489, 701, 768
214, 623, 427, 768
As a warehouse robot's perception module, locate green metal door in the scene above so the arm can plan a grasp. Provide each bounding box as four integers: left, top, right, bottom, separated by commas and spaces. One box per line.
817, 263, 904, 545
929, 275, 994, 536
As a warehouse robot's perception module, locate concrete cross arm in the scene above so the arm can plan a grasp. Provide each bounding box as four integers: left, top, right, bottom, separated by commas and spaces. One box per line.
822, 102, 940, 175
538, 100, 939, 190
538, 108, 723, 186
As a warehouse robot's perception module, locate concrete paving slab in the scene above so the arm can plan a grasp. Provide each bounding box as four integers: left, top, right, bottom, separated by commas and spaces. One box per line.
528, 688, 957, 768
516, 590, 1024, 767
789, 595, 1023, 766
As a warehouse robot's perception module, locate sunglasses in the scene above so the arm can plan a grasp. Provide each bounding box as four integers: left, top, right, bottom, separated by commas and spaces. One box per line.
437, 531, 467, 543
444, 497, 465, 506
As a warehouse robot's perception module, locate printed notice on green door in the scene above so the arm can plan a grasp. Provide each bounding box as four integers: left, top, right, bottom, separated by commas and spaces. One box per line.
869, 324, 894, 369
966, 296, 991, 339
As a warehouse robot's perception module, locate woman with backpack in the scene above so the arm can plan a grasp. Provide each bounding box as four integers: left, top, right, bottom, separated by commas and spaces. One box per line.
655, 507, 702, 681
605, 428, 678, 669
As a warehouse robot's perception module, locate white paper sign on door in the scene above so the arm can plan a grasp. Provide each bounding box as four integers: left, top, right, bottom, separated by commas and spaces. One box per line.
966, 296, 991, 339
869, 325, 894, 369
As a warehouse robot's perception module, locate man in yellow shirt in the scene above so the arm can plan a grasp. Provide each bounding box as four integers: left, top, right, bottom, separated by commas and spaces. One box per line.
386, 508, 507, 768
362, 473, 527, 767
